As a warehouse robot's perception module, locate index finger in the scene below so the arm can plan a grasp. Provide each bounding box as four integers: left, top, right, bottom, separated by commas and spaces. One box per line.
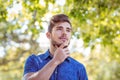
59, 41, 68, 49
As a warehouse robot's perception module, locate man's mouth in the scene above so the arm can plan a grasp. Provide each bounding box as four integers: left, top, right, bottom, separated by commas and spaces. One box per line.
59, 37, 68, 42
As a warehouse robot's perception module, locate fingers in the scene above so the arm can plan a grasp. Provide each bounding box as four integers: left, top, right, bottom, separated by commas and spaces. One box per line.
65, 50, 70, 54
59, 41, 68, 49
55, 44, 69, 55
66, 53, 70, 58
59, 43, 65, 49
64, 48, 69, 53
55, 45, 58, 48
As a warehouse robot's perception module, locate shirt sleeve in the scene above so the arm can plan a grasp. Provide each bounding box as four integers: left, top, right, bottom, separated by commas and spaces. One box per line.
78, 65, 88, 80
23, 54, 39, 75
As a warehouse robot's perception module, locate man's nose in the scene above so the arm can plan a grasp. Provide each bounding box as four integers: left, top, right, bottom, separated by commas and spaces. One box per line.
62, 29, 67, 35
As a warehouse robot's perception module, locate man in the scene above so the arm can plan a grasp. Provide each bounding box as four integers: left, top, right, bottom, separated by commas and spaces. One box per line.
23, 14, 88, 80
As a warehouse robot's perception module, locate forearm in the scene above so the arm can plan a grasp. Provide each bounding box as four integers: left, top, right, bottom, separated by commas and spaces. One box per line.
27, 59, 59, 80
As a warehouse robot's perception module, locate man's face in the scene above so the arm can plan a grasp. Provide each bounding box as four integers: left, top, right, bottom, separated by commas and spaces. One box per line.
49, 22, 72, 47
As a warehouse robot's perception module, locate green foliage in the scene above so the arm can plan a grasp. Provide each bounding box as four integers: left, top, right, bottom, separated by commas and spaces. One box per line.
0, 0, 120, 80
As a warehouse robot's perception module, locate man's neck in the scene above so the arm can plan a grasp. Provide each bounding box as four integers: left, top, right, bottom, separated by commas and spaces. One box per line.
49, 44, 56, 56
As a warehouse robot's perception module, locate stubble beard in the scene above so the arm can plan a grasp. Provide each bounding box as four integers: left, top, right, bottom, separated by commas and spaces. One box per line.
51, 39, 70, 48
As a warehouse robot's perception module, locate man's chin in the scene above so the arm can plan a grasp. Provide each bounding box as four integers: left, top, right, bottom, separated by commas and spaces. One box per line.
55, 43, 68, 48
52, 40, 69, 48
56, 44, 62, 47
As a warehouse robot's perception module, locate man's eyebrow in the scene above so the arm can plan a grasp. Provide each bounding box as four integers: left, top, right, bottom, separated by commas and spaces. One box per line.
56, 26, 63, 28
56, 26, 72, 31
56, 26, 71, 29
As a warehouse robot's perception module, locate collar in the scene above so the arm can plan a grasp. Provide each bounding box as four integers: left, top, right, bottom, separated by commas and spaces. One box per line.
41, 49, 71, 62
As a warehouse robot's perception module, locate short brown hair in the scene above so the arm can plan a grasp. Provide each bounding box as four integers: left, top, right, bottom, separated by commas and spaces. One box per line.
48, 14, 72, 33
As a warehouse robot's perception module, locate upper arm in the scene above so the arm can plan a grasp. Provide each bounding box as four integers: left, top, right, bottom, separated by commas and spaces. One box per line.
78, 65, 88, 80
23, 55, 39, 76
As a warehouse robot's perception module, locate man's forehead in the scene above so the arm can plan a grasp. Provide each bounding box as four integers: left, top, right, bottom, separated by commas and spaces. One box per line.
54, 22, 71, 28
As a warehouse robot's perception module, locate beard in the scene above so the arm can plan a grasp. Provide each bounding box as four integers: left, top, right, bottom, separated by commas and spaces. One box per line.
51, 38, 70, 48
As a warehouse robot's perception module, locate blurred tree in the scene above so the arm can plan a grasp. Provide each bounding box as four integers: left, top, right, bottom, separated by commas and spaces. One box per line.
66, 0, 120, 80
0, 0, 120, 80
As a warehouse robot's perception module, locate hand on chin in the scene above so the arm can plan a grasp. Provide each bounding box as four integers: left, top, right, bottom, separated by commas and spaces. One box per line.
59, 40, 68, 48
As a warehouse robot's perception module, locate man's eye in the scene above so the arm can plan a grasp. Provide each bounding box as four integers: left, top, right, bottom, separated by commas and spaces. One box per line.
67, 29, 71, 32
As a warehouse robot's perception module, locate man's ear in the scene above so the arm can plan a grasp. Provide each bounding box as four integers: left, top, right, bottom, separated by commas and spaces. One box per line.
46, 32, 51, 39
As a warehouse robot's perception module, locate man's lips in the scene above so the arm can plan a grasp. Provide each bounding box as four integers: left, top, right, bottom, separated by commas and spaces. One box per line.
59, 37, 68, 41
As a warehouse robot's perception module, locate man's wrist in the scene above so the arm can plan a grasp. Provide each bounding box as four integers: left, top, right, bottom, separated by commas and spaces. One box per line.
51, 58, 60, 66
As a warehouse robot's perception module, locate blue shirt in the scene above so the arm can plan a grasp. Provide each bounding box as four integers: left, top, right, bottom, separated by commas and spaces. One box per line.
24, 50, 88, 80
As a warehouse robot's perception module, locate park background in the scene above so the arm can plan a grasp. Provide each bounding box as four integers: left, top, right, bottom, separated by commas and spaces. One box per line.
0, 0, 120, 80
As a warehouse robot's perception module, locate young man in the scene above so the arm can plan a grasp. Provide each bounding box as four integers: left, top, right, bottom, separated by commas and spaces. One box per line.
23, 14, 88, 80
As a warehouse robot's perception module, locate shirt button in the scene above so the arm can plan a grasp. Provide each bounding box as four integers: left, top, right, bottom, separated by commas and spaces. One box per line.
55, 71, 57, 74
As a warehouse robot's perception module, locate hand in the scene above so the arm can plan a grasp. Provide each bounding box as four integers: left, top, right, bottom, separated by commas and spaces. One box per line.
53, 42, 70, 65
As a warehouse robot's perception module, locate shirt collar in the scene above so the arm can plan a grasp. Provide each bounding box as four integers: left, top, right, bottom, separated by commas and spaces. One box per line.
42, 49, 71, 62
41, 50, 52, 60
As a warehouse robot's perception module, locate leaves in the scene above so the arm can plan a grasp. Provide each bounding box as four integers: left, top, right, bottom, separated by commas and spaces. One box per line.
0, 0, 120, 80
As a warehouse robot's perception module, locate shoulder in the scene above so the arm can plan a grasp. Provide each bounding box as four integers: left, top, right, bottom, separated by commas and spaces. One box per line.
26, 53, 45, 61
24, 54, 39, 75
69, 57, 88, 77
25, 54, 38, 62
69, 58, 88, 79
25, 54, 36, 61
69, 57, 85, 69
25, 53, 45, 64
24, 54, 39, 67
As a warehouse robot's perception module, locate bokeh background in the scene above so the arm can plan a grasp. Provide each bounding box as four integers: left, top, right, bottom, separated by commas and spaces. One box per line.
0, 0, 120, 80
